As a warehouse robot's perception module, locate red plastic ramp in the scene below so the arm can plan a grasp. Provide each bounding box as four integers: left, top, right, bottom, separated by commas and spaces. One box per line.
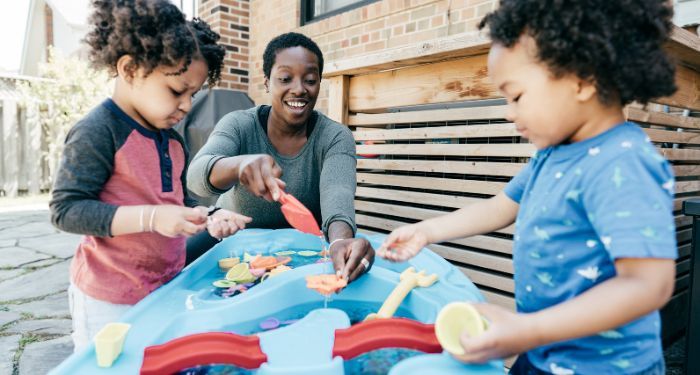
332, 318, 442, 359
140, 332, 267, 374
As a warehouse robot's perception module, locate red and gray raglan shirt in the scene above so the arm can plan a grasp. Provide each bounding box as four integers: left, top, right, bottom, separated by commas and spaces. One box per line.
50, 98, 197, 305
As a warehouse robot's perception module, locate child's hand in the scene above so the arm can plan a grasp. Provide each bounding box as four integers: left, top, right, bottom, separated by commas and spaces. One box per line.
207, 209, 252, 239
453, 303, 538, 363
376, 224, 428, 262
152, 205, 207, 237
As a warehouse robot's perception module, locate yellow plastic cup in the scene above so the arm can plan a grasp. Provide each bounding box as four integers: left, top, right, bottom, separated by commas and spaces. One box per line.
94, 322, 130, 367
218, 257, 240, 272
434, 302, 487, 355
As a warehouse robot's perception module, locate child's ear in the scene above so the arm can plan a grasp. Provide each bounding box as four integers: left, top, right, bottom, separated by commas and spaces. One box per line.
264, 77, 269, 93
116, 55, 137, 83
575, 78, 597, 102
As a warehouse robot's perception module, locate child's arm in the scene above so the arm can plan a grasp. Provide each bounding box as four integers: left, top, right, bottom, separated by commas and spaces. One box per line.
110, 205, 208, 237
454, 257, 675, 363
378, 191, 519, 261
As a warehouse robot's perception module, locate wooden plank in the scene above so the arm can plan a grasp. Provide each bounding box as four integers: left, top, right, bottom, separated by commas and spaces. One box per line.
2, 100, 18, 197
660, 290, 689, 343
356, 186, 480, 208
428, 243, 513, 274
673, 165, 700, 177
655, 64, 700, 112
645, 128, 700, 144
479, 289, 515, 310
676, 180, 700, 194
327, 75, 349, 124
348, 105, 508, 126
324, 31, 490, 78
667, 26, 700, 71
348, 54, 498, 112
457, 266, 515, 293
658, 148, 700, 161
625, 106, 700, 131
357, 172, 507, 195
353, 123, 519, 141
355, 214, 513, 254
356, 143, 536, 157
356, 159, 525, 177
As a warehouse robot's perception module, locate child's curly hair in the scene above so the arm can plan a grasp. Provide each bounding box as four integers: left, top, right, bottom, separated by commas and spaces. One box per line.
84, 0, 225, 87
479, 0, 677, 106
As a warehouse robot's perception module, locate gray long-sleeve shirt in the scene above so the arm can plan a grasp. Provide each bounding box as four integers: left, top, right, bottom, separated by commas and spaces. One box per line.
187, 106, 357, 237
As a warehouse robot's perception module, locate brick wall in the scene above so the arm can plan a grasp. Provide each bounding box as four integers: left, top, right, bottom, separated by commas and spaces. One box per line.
201, 0, 497, 112
198, 0, 251, 91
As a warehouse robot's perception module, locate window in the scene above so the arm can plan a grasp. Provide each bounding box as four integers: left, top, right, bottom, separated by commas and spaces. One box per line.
301, 0, 379, 25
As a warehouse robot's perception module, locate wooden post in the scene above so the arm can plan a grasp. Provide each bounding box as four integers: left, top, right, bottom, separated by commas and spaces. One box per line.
2, 100, 18, 197
327, 75, 349, 125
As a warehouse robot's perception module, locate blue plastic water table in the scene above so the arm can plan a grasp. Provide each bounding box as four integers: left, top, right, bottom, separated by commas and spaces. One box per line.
50, 229, 503, 374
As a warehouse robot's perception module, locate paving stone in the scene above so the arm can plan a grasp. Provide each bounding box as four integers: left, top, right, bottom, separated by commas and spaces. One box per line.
0, 261, 70, 302
0, 269, 23, 281
21, 258, 62, 269
0, 239, 17, 248
19, 233, 80, 259
0, 221, 58, 239
0, 247, 51, 268
0, 334, 20, 375
19, 335, 73, 375
0, 311, 21, 327
6, 319, 72, 335
9, 292, 69, 318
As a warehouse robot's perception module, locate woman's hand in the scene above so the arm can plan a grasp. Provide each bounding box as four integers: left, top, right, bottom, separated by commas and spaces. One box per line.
376, 223, 429, 262
452, 304, 539, 363
330, 238, 375, 282
206, 209, 252, 239
238, 154, 286, 201
151, 205, 207, 237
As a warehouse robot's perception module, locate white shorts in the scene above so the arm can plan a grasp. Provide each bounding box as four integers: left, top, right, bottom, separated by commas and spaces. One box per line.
68, 283, 132, 353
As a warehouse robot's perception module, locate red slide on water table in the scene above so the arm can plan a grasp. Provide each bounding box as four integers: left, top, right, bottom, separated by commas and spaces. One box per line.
332, 318, 442, 359
140, 332, 267, 374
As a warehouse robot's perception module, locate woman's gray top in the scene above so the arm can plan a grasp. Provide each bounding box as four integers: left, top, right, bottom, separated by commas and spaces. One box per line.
187, 106, 357, 237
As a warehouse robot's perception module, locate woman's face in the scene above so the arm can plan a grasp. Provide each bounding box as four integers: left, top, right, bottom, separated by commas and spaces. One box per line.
266, 46, 321, 128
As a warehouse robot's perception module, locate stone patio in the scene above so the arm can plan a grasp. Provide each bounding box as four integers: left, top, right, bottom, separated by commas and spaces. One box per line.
0, 203, 689, 374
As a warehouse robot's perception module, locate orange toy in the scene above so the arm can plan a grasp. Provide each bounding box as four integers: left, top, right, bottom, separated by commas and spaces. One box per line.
305, 274, 347, 296
250, 256, 291, 271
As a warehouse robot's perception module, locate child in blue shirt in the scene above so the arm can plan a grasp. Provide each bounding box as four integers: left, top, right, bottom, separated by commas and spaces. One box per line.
378, 1, 678, 373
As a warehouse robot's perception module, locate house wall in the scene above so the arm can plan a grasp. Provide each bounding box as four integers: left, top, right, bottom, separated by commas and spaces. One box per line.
199, 0, 497, 113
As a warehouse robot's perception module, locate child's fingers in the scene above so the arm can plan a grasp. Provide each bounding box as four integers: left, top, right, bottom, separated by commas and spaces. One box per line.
184, 207, 207, 224
182, 221, 206, 236
455, 332, 494, 364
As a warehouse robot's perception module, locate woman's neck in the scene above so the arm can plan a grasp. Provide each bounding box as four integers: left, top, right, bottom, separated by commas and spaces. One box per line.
266, 107, 308, 156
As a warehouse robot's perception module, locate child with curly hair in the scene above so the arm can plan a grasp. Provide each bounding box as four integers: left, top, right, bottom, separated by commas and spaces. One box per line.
50, 0, 251, 352
378, 0, 678, 373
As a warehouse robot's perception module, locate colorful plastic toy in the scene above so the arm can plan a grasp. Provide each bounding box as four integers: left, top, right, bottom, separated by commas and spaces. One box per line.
250, 255, 292, 270
50, 229, 501, 375
305, 274, 347, 296
278, 190, 322, 236
225, 262, 256, 283
365, 267, 438, 321
333, 318, 441, 359
140, 332, 267, 374
435, 302, 487, 355
217, 257, 240, 272
94, 322, 130, 368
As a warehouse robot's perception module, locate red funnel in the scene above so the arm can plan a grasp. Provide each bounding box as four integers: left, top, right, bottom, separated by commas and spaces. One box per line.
278, 191, 322, 236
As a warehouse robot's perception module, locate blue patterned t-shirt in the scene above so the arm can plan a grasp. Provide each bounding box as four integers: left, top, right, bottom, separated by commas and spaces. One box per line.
504, 122, 677, 374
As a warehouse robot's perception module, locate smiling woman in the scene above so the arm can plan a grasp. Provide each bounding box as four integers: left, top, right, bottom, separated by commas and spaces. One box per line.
187, 32, 376, 284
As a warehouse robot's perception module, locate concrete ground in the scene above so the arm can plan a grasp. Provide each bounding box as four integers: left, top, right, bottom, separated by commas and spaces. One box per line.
0, 195, 689, 374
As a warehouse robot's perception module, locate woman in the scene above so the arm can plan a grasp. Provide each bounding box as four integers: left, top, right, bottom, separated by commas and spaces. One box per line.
187, 32, 374, 282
